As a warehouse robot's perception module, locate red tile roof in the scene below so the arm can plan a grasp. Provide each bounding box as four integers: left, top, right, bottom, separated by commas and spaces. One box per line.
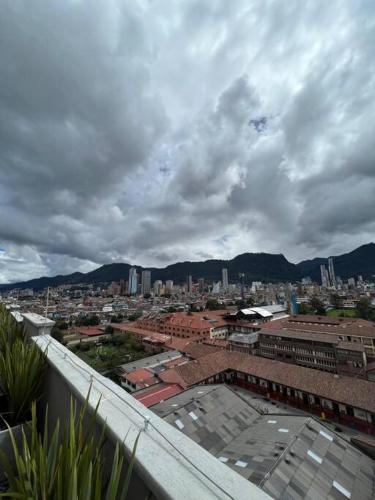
122, 368, 158, 388
160, 350, 375, 413
77, 327, 105, 337
183, 343, 221, 359
134, 383, 184, 407
266, 315, 375, 339
165, 336, 201, 351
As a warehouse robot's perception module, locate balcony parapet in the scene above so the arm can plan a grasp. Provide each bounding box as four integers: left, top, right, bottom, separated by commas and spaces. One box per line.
33, 335, 270, 500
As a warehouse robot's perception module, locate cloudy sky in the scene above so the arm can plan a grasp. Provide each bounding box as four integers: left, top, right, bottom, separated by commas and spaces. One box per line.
1, 0, 375, 283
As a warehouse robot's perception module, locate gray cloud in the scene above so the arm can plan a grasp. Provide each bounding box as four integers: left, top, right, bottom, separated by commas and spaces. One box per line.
1, 0, 375, 283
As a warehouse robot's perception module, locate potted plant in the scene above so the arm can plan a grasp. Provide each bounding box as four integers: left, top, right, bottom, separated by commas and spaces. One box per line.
0, 308, 48, 483
0, 394, 140, 499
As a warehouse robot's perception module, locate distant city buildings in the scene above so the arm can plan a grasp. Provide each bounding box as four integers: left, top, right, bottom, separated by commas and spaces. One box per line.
153, 280, 163, 296
141, 270, 151, 295
165, 280, 174, 293
222, 268, 228, 291
320, 264, 330, 288
128, 267, 138, 295
328, 257, 336, 288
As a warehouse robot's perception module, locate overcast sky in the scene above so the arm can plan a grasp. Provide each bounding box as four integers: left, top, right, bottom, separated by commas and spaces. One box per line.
1, 0, 375, 283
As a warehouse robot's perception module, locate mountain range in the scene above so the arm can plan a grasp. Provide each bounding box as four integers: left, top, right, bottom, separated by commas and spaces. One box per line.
1, 243, 374, 291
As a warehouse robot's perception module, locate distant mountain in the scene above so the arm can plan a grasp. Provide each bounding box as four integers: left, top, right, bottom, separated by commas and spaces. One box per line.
296, 243, 375, 282
1, 243, 374, 291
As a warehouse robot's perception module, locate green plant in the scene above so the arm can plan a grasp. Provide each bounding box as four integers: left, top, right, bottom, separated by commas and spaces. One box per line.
0, 394, 140, 499
0, 339, 48, 426
0, 306, 26, 352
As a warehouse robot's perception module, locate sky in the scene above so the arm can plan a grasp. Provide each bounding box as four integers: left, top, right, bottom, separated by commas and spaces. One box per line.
1, 0, 375, 283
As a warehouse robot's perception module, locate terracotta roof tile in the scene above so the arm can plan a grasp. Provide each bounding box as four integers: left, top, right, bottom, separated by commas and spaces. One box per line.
160, 350, 375, 413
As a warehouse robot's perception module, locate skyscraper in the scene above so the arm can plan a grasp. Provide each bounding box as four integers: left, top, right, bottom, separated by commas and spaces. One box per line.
198, 278, 205, 293
128, 267, 138, 295
141, 270, 151, 295
165, 280, 174, 293
153, 280, 163, 296
222, 268, 228, 291
328, 257, 336, 288
187, 275, 193, 294
320, 265, 329, 288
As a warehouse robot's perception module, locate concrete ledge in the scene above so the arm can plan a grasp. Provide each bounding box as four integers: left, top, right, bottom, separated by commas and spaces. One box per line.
33, 335, 270, 500
23, 313, 54, 337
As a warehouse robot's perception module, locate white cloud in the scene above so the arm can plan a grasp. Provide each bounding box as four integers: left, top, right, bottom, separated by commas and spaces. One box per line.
1, 0, 375, 282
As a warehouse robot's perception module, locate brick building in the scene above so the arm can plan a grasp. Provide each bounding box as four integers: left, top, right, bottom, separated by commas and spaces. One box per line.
160, 348, 375, 435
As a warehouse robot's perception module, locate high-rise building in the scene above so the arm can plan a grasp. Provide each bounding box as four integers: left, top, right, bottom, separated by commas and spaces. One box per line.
320, 265, 329, 288
153, 280, 163, 296
165, 280, 174, 293
328, 257, 336, 288
348, 277, 356, 288
187, 275, 193, 294
198, 278, 205, 293
128, 267, 138, 295
119, 279, 126, 295
222, 268, 228, 291
212, 281, 221, 294
141, 270, 151, 295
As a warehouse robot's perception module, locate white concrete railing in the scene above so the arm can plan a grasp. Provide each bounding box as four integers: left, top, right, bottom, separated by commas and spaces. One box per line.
33, 335, 270, 500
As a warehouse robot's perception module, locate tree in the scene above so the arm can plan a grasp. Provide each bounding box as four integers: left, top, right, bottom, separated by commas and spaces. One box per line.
299, 303, 312, 315
128, 312, 142, 322
310, 296, 326, 315
51, 327, 64, 343
356, 297, 375, 321
330, 293, 341, 309
247, 296, 255, 307
105, 325, 114, 335
205, 299, 222, 311
235, 300, 247, 310
89, 315, 100, 326
55, 320, 68, 330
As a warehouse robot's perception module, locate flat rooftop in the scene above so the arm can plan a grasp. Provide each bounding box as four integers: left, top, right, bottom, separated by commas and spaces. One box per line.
151, 385, 375, 499
118, 350, 183, 373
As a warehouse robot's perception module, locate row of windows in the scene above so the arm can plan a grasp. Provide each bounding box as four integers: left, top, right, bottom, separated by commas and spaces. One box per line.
261, 342, 338, 359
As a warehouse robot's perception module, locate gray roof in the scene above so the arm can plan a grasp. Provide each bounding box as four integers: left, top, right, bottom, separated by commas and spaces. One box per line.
228, 333, 258, 345
118, 350, 182, 373
151, 385, 375, 499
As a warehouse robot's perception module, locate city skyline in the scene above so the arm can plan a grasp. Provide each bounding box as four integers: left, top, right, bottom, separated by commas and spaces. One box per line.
1, 1, 375, 285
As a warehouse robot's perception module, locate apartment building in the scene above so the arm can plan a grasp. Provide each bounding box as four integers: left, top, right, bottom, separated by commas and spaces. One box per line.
258, 329, 368, 378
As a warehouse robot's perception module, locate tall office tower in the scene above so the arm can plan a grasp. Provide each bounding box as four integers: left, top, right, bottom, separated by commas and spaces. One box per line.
119, 279, 126, 295
141, 270, 151, 295
320, 265, 329, 288
328, 257, 336, 288
222, 268, 228, 291
212, 281, 221, 294
198, 278, 205, 293
153, 280, 163, 296
187, 275, 193, 294
290, 290, 298, 314
165, 280, 174, 293
128, 267, 138, 295
348, 277, 356, 288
